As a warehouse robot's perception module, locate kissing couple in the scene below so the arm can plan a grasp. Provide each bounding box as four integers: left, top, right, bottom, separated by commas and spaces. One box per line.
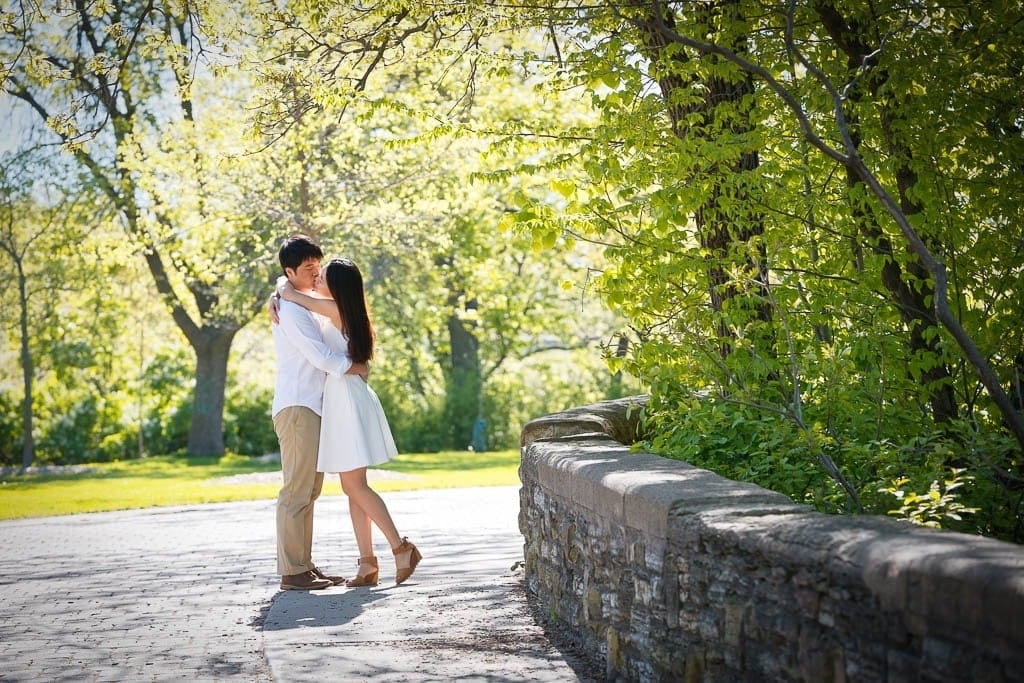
269, 234, 422, 590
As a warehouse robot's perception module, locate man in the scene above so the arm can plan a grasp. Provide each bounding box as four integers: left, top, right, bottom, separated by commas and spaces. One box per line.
271, 234, 368, 590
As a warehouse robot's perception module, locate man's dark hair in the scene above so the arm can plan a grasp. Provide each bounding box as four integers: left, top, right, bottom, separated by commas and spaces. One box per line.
278, 234, 324, 273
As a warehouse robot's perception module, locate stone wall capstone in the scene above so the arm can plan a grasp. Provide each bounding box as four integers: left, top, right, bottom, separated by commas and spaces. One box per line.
519, 396, 1024, 682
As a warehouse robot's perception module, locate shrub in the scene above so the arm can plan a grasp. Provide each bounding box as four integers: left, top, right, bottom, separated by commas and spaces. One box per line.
224, 385, 278, 456
641, 390, 1021, 541
0, 391, 22, 467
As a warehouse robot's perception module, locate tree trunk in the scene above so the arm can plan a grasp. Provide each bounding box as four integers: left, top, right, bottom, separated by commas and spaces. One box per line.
696, 137, 772, 362
445, 307, 481, 450
186, 327, 237, 456
818, 3, 959, 425
881, 129, 959, 426
641, 1, 774, 365
16, 261, 34, 470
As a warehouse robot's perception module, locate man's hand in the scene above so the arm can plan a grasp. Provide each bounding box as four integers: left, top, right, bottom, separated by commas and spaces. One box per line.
268, 293, 281, 325
346, 362, 370, 382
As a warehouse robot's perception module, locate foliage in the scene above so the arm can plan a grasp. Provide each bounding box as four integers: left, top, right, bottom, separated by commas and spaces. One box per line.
254, 1, 1024, 541
240, 20, 625, 451
0, 140, 145, 467
496, 1, 1023, 540
375, 387, 448, 454
0, 392, 22, 464
878, 469, 980, 530
223, 384, 278, 457
0, 6, 620, 463
643, 390, 1021, 539
1, 1, 286, 456
34, 391, 132, 465
2, 1, 1021, 545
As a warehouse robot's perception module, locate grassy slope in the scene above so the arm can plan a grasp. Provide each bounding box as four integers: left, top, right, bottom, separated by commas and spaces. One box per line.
0, 449, 521, 519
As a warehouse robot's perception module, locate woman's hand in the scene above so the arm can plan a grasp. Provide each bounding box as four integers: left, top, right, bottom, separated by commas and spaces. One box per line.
347, 362, 370, 382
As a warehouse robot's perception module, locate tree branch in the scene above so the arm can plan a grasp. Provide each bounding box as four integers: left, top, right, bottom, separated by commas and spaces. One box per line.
638, 0, 1024, 453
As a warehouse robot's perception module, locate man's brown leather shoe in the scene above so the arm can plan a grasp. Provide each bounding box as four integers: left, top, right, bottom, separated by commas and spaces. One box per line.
311, 566, 345, 586
280, 570, 331, 591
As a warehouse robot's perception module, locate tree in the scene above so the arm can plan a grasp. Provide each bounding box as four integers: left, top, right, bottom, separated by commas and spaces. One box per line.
0, 139, 124, 467
627, 0, 1024, 455
241, 18, 619, 449
0, 147, 47, 469
1, 2, 283, 455
245, 1, 1024, 536
561, 0, 1024, 528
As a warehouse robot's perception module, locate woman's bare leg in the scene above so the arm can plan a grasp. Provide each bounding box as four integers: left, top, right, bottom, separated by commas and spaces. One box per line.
340, 468, 420, 579
343, 474, 374, 559
340, 468, 402, 549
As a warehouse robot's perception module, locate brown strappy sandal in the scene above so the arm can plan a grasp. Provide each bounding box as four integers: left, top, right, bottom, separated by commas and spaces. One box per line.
345, 556, 379, 587
393, 537, 422, 585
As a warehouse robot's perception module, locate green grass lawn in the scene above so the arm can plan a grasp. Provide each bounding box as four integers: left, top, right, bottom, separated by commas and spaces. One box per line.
0, 449, 522, 520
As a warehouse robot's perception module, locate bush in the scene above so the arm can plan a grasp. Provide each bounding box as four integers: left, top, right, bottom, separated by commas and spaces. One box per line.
0, 391, 22, 467
641, 389, 1022, 543
141, 397, 190, 456
36, 392, 133, 464
377, 390, 450, 453
218, 451, 254, 467
224, 384, 278, 456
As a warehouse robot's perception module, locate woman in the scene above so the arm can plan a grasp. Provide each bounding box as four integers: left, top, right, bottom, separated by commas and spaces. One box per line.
279, 258, 422, 587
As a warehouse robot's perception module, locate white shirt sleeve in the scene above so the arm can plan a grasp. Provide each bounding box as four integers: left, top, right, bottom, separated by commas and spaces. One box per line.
277, 301, 353, 377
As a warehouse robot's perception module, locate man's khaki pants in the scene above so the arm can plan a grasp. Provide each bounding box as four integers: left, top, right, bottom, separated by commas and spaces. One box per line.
273, 406, 325, 576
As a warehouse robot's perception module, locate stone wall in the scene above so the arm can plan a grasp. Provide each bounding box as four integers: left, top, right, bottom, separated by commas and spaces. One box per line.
519, 397, 1024, 682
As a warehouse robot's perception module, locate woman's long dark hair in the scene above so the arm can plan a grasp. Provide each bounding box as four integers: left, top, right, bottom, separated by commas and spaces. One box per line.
324, 258, 375, 364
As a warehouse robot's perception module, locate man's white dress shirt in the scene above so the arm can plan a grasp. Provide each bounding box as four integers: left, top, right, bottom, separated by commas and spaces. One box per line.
272, 299, 353, 418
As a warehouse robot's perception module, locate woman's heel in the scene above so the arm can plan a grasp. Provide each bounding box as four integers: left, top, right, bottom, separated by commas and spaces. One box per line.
393, 537, 422, 585
345, 556, 379, 587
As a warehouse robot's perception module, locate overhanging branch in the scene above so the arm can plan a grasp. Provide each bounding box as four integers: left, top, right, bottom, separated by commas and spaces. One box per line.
636, 0, 1024, 452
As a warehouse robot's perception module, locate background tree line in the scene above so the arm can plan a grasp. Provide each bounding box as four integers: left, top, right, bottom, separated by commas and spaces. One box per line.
0, 1, 625, 468
2, 1, 1021, 542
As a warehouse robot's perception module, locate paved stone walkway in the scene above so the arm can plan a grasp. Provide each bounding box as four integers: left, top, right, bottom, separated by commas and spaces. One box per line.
0, 486, 598, 682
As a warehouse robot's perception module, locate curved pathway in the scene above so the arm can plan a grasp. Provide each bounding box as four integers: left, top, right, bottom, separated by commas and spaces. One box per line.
0, 486, 597, 682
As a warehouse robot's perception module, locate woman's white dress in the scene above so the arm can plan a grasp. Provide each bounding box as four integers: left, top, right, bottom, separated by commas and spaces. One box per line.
317, 324, 398, 473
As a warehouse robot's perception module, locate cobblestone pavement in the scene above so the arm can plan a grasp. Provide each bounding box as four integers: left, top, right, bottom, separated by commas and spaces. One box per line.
0, 499, 277, 682
0, 486, 598, 682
